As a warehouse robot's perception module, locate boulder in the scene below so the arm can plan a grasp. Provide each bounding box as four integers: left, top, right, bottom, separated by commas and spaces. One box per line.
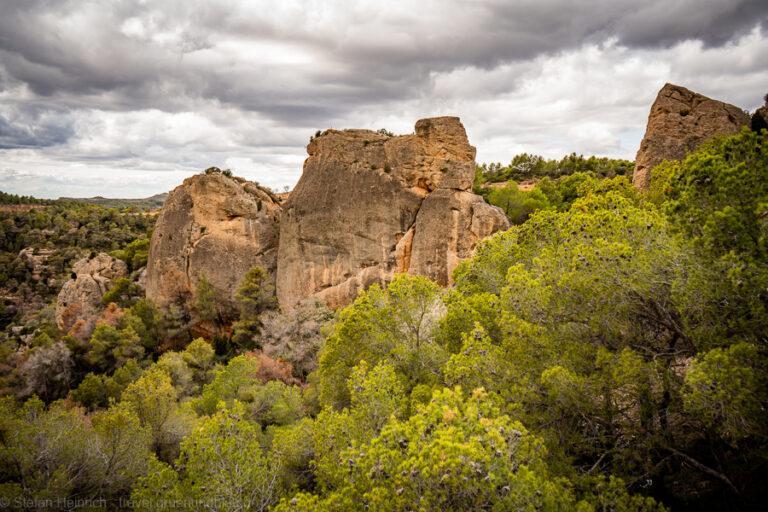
55, 253, 128, 331
145, 172, 281, 322
276, 116, 510, 309
17, 247, 53, 280
633, 83, 750, 190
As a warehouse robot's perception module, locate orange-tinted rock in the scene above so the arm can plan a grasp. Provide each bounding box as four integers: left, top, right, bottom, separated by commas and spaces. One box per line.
633, 83, 749, 190
276, 117, 509, 309
146, 172, 280, 321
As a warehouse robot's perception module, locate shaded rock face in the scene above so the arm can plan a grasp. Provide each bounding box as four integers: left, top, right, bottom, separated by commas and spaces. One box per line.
55, 253, 128, 331
633, 83, 750, 190
146, 173, 280, 321
276, 116, 509, 309
752, 103, 768, 133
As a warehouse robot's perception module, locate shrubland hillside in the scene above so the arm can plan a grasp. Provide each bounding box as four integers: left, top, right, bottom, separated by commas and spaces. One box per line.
0, 90, 766, 511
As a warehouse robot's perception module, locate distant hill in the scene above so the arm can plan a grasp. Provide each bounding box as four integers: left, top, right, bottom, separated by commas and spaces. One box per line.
58, 193, 168, 210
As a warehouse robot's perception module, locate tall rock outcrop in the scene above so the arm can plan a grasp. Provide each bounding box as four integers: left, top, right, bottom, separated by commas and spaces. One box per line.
633, 83, 750, 190
56, 253, 128, 331
752, 100, 768, 132
276, 116, 509, 309
146, 172, 280, 321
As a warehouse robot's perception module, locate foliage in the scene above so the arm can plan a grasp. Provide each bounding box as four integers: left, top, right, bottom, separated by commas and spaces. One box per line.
278, 388, 661, 511
156, 337, 217, 397
193, 355, 260, 416
110, 238, 151, 272
88, 322, 145, 373
131, 402, 281, 512
258, 298, 335, 380
193, 272, 220, 332
449, 180, 768, 506
0, 397, 152, 507
102, 277, 144, 308
478, 153, 634, 184
682, 342, 766, 443
70, 359, 144, 409
318, 274, 444, 409
486, 181, 553, 224
193, 354, 303, 427
120, 367, 192, 461
664, 128, 768, 340
231, 266, 278, 350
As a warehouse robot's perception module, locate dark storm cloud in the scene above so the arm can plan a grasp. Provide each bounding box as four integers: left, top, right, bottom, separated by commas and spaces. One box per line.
0, 109, 74, 149
1, 0, 767, 198
0, 0, 765, 124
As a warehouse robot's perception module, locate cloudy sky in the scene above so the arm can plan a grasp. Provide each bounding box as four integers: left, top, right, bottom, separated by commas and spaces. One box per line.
1, 0, 767, 199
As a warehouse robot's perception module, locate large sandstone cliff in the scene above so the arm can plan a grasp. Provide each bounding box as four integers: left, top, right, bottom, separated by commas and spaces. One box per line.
276, 117, 509, 309
145, 173, 280, 321
632, 83, 750, 190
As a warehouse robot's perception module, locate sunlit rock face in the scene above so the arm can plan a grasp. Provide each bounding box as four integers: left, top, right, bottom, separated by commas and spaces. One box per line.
276, 116, 509, 309
146, 173, 281, 321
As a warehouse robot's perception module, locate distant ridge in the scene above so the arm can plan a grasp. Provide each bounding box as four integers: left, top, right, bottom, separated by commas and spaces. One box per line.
58, 192, 168, 210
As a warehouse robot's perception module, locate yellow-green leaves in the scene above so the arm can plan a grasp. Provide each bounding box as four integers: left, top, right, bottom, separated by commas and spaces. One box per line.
683, 342, 765, 442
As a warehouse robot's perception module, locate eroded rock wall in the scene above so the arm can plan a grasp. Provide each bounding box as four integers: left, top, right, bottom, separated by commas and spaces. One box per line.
276, 117, 509, 309
145, 173, 280, 321
633, 83, 750, 190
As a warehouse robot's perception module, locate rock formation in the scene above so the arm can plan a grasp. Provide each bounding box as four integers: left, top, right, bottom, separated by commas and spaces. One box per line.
276, 117, 509, 309
145, 172, 280, 321
752, 100, 768, 133
633, 83, 750, 190
18, 247, 53, 281
55, 253, 128, 331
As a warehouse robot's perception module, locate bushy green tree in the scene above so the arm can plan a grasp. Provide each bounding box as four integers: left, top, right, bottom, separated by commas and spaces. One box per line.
125, 297, 164, 352
88, 323, 145, 372
236, 266, 277, 318
193, 355, 260, 416
311, 361, 408, 490
318, 274, 444, 409
231, 266, 277, 350
120, 367, 191, 460
450, 186, 766, 505
193, 354, 303, 427
110, 237, 150, 272
277, 388, 659, 512
0, 397, 152, 506
71, 359, 145, 409
102, 277, 143, 308
194, 272, 220, 329
664, 128, 768, 341
131, 402, 281, 512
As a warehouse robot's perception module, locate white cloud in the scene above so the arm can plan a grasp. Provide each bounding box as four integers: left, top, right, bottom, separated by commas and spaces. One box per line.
0, 1, 766, 198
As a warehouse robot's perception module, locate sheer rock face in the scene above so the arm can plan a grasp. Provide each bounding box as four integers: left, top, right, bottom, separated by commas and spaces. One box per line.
145, 173, 281, 321
409, 189, 509, 286
55, 253, 128, 331
276, 116, 510, 309
633, 83, 750, 190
